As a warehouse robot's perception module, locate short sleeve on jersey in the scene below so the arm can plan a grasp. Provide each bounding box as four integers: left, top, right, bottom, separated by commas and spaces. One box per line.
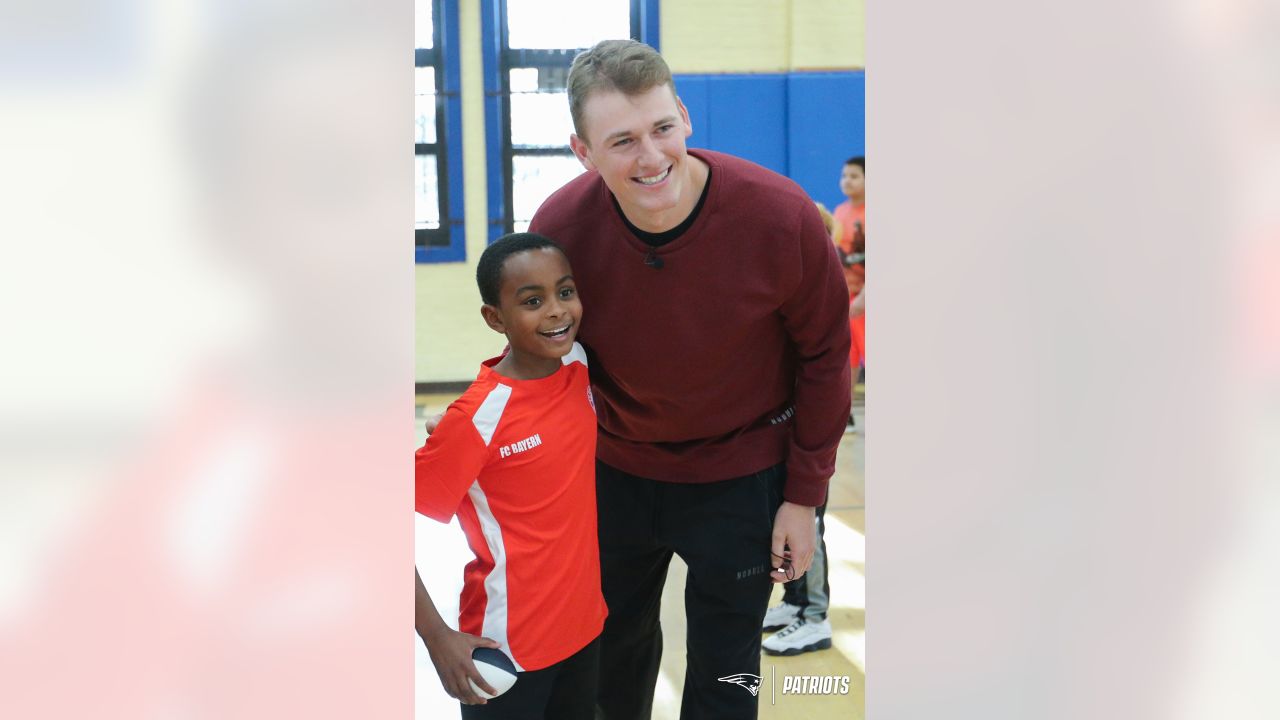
415, 405, 491, 522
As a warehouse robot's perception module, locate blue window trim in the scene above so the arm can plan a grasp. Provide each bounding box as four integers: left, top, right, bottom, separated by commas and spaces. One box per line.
481, 0, 655, 242
638, 0, 660, 50
417, 0, 468, 264
481, 0, 507, 245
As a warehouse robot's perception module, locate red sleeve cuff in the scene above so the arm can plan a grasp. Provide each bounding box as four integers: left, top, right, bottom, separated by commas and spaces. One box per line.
782, 473, 830, 507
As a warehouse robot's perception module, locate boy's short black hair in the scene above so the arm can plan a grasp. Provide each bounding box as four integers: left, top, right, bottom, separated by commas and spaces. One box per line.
846, 156, 864, 171
476, 232, 567, 306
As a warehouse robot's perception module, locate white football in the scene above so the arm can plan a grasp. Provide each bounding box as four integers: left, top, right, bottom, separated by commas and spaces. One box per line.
469, 647, 518, 699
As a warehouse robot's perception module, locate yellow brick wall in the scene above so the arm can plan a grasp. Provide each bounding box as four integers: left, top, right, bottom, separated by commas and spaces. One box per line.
662, 0, 865, 73
661, 0, 791, 73
791, 0, 865, 70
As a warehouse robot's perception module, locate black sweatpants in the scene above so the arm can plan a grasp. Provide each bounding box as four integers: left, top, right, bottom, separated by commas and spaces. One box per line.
594, 461, 785, 720
460, 637, 599, 720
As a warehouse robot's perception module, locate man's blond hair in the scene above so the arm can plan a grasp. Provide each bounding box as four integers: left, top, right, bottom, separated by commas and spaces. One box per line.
567, 39, 674, 143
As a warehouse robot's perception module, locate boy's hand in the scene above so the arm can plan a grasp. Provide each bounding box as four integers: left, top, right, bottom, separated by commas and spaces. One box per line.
424, 412, 444, 435
423, 628, 502, 705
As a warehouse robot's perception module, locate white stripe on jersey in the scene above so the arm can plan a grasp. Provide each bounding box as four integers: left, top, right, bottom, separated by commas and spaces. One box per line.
471, 383, 512, 446
561, 342, 588, 368
466, 480, 523, 671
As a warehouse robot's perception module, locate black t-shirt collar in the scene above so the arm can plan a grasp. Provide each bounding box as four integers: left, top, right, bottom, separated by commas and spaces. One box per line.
611, 166, 713, 248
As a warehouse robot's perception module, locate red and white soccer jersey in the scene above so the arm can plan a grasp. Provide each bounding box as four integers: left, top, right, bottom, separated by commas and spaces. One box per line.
415, 343, 605, 671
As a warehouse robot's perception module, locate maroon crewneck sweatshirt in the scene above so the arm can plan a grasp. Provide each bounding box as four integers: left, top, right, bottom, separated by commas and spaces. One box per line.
529, 149, 851, 506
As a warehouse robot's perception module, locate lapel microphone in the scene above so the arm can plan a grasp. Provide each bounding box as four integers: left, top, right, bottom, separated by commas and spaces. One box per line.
643, 250, 664, 269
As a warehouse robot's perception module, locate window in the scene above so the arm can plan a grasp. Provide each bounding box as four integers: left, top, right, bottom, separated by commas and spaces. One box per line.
416, 0, 465, 262
483, 0, 658, 236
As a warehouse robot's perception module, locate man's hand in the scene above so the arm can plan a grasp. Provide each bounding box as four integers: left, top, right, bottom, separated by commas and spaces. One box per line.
424, 412, 444, 436
422, 627, 502, 706
770, 501, 817, 583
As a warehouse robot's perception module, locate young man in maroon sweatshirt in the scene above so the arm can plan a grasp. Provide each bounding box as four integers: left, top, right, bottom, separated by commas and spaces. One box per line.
525, 39, 851, 720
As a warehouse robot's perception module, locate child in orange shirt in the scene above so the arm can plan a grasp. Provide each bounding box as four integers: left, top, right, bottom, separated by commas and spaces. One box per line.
833, 156, 866, 376
415, 233, 606, 718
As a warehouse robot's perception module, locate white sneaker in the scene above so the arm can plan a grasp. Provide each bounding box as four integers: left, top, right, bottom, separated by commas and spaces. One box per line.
762, 618, 833, 656
762, 602, 802, 632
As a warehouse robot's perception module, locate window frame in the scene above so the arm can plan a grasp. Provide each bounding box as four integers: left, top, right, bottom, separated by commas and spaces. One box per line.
416, 0, 467, 263
481, 0, 659, 240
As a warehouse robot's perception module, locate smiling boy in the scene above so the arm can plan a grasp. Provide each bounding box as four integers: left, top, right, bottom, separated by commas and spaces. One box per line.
414, 233, 605, 719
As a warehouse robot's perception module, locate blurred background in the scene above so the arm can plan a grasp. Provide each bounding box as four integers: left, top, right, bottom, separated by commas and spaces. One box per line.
2, 0, 1278, 718
0, 1, 414, 717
